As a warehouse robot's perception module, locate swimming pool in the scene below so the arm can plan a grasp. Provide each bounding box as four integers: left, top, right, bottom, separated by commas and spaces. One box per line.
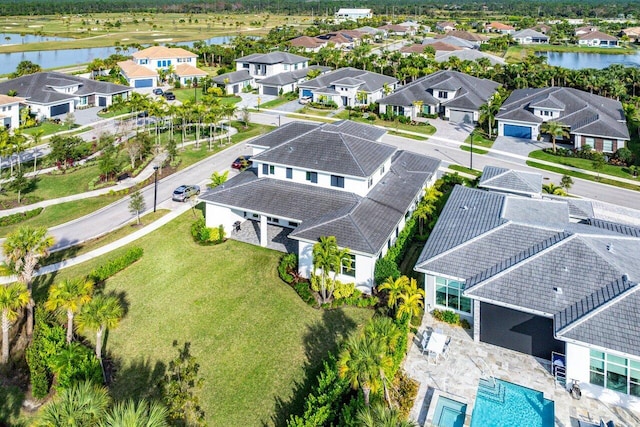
471, 378, 554, 427
433, 396, 467, 427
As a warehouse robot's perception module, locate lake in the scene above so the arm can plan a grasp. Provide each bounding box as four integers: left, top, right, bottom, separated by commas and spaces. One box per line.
0, 32, 74, 45
541, 51, 640, 70
0, 35, 239, 76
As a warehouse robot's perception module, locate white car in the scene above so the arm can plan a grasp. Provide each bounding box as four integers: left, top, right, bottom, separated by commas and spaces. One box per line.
299, 96, 312, 105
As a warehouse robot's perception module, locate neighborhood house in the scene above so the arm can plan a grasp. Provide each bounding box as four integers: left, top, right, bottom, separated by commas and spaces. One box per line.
119, 46, 208, 87
0, 94, 24, 130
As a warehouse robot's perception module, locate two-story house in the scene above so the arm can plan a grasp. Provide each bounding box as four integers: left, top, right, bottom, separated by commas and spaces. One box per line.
0, 72, 131, 119
334, 8, 372, 22
297, 67, 398, 107
0, 94, 24, 131
496, 87, 629, 152
200, 120, 441, 292
119, 46, 208, 88
378, 70, 500, 123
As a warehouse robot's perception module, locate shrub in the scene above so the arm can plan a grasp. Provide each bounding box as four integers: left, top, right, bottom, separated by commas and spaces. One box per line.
613, 147, 634, 166
392, 370, 419, 418
332, 281, 355, 299
374, 258, 400, 286
209, 224, 226, 243
87, 247, 143, 283
26, 309, 65, 399
294, 281, 317, 307
50, 343, 103, 391
432, 308, 460, 325
0, 207, 43, 227
278, 253, 298, 284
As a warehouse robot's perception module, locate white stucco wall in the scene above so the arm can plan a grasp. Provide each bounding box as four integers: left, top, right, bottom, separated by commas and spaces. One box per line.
0, 102, 21, 130
205, 204, 244, 233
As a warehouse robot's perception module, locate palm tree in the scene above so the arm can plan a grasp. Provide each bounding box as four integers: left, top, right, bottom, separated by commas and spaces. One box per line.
44, 278, 94, 343
2, 226, 54, 336
414, 186, 442, 235
560, 174, 574, 194
542, 183, 567, 196
396, 278, 425, 327
338, 333, 392, 406
540, 121, 569, 154
358, 403, 418, 427
378, 276, 409, 311
101, 400, 169, 427
312, 236, 345, 304
37, 380, 110, 427
76, 294, 123, 361
222, 104, 237, 145
0, 283, 30, 364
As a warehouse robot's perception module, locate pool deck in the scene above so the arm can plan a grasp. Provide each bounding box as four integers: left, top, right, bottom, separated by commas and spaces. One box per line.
405, 313, 640, 427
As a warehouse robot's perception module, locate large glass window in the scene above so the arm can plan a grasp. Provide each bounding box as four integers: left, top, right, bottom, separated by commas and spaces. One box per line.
590, 350, 640, 396
306, 171, 318, 183
602, 139, 614, 153
331, 175, 345, 188
341, 254, 355, 277
435, 277, 471, 313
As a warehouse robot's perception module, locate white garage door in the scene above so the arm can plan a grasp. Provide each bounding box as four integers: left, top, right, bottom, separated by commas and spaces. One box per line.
449, 110, 474, 124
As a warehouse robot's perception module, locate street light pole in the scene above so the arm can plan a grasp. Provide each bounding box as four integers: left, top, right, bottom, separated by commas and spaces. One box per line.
153, 166, 159, 212
470, 132, 473, 171
278, 115, 281, 127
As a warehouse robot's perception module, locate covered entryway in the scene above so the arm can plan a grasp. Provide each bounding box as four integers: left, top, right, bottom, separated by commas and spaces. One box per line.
262, 86, 279, 96
449, 110, 474, 124
479, 302, 564, 359
503, 124, 533, 139
134, 79, 154, 88
230, 220, 297, 253
50, 103, 70, 117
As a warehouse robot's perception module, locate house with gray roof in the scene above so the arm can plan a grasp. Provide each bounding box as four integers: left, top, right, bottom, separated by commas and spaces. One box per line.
433, 49, 505, 66
297, 67, 398, 107
378, 70, 500, 123
0, 72, 131, 120
513, 28, 550, 44
200, 120, 440, 291
497, 87, 630, 152
415, 166, 640, 410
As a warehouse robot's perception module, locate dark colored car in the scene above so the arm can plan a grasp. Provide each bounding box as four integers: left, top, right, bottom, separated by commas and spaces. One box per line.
163, 91, 176, 100
231, 156, 253, 170
172, 185, 200, 202
153, 88, 164, 96
137, 111, 149, 118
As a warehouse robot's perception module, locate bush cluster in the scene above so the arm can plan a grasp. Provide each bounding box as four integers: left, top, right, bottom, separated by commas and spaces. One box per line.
190, 217, 226, 244
87, 247, 143, 283
0, 207, 43, 227
374, 217, 417, 286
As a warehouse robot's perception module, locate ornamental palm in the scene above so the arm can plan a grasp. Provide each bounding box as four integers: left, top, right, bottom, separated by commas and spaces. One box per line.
312, 236, 343, 304
44, 278, 94, 343
37, 380, 110, 427
101, 400, 169, 427
540, 121, 569, 154
396, 278, 425, 327
0, 283, 29, 364
338, 333, 392, 407
76, 294, 123, 360
2, 225, 54, 336
378, 276, 409, 311
358, 403, 418, 427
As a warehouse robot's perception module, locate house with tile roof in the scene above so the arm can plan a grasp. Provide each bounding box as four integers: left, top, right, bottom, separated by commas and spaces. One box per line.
200, 120, 440, 291
378, 24, 417, 37
0, 72, 131, 119
513, 28, 550, 44
496, 87, 629, 152
436, 21, 457, 32
575, 25, 598, 36
423, 36, 479, 50
577, 30, 619, 47
532, 23, 552, 34
297, 67, 398, 107
620, 26, 640, 42
289, 31, 365, 52
123, 46, 207, 88
484, 21, 516, 34
378, 70, 500, 123
0, 94, 24, 131
439, 30, 489, 45
415, 165, 640, 411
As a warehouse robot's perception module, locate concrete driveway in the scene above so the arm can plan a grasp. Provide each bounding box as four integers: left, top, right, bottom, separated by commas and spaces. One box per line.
272, 99, 304, 113
491, 136, 552, 158
426, 118, 474, 143
61, 106, 103, 126
238, 93, 277, 108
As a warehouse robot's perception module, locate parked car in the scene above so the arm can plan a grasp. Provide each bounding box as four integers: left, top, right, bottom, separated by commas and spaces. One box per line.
231, 156, 253, 170
153, 88, 164, 96
164, 91, 176, 101
137, 111, 149, 118
299, 96, 312, 105
172, 185, 200, 202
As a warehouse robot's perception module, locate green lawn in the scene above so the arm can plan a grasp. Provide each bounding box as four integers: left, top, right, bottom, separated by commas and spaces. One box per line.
172, 89, 241, 106
464, 129, 494, 149
332, 112, 437, 136
259, 93, 298, 109
529, 150, 637, 180
22, 122, 80, 138
526, 161, 640, 191
30, 213, 372, 426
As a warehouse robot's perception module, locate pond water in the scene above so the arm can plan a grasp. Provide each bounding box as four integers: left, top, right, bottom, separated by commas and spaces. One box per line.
0, 32, 74, 45
0, 35, 241, 76
540, 51, 640, 70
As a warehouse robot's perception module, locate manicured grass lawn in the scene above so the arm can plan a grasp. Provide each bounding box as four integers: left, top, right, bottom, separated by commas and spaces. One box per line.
172, 89, 241, 106
460, 145, 489, 155
448, 164, 481, 176
333, 111, 437, 136
32, 213, 373, 426
526, 161, 640, 191
464, 129, 494, 148
529, 150, 637, 179
260, 93, 298, 109
22, 122, 80, 138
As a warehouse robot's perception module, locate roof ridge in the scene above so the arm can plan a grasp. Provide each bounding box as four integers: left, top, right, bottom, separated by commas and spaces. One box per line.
465, 231, 574, 290
339, 133, 368, 176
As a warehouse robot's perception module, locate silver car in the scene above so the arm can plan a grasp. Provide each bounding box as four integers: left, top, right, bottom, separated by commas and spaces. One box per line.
172, 185, 200, 202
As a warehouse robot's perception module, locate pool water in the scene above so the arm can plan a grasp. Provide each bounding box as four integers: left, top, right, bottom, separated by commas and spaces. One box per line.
433, 396, 467, 427
471, 378, 555, 427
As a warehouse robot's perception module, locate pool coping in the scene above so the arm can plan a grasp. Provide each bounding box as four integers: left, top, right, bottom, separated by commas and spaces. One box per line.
425, 389, 472, 427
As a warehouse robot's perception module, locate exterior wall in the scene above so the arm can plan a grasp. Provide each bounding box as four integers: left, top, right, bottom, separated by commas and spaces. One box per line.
431, 88, 457, 102
497, 120, 540, 140
0, 102, 21, 130
237, 60, 309, 79
137, 56, 196, 71
533, 108, 562, 120
205, 204, 245, 233
573, 134, 626, 153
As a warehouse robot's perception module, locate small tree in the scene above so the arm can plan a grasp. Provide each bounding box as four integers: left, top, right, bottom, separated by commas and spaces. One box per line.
241, 106, 250, 129
163, 341, 206, 427
560, 174, 574, 193
540, 121, 569, 154
128, 191, 146, 225
63, 112, 76, 130
9, 168, 33, 204
592, 152, 606, 180
0, 283, 30, 364
208, 170, 228, 188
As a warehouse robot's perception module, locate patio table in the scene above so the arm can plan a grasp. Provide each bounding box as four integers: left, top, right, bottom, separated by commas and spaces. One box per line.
426, 331, 447, 357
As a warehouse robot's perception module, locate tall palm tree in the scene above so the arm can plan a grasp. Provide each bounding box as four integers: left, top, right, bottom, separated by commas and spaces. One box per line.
358, 403, 418, 427
2, 225, 54, 336
76, 294, 123, 361
101, 400, 169, 427
37, 380, 110, 427
338, 333, 392, 406
378, 276, 409, 311
0, 283, 30, 364
396, 278, 425, 327
222, 104, 237, 144
44, 278, 94, 343
540, 121, 569, 154
312, 236, 344, 304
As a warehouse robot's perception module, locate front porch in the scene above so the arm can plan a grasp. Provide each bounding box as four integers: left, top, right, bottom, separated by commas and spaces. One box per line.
229, 219, 297, 253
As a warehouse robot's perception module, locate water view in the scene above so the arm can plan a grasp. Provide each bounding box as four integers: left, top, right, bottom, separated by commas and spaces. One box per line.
0, 32, 73, 45
541, 51, 640, 70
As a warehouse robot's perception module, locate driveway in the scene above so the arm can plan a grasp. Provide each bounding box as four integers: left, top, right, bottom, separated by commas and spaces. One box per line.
64, 106, 103, 125
237, 93, 277, 109
272, 99, 304, 113
425, 118, 474, 143
489, 136, 553, 161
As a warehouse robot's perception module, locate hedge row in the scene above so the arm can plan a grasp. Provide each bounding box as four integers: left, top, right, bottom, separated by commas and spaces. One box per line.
0, 207, 43, 227
87, 247, 143, 283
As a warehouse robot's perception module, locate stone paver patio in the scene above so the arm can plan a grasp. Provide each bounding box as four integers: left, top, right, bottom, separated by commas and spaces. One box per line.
405, 313, 640, 427
229, 220, 297, 253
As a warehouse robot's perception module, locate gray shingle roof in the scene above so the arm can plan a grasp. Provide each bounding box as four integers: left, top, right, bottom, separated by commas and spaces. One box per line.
423, 36, 477, 49
496, 87, 630, 140
299, 67, 397, 94
247, 122, 320, 150
258, 65, 331, 86
479, 166, 543, 196
235, 51, 309, 65
0, 72, 130, 104
512, 29, 549, 40
211, 70, 252, 85
434, 49, 506, 65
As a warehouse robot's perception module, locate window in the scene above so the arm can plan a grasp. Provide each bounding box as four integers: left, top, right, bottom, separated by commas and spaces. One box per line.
368, 177, 373, 188
341, 254, 356, 277
262, 164, 269, 175
286, 168, 292, 179
139, 59, 148, 65
284, 64, 289, 71
243, 63, 249, 69
379, 165, 385, 175
438, 91, 448, 99
269, 165, 275, 174
435, 277, 472, 313
543, 110, 550, 116
590, 350, 640, 396
306, 171, 318, 183
584, 137, 595, 149
288, 221, 298, 227
157, 60, 162, 67
602, 139, 614, 153
331, 175, 345, 188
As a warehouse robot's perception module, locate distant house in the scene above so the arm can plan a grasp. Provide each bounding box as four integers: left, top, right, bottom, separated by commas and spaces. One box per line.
378, 70, 500, 123
577, 31, 619, 47
231, 52, 316, 96
496, 87, 630, 152
123, 46, 207, 88
0, 94, 23, 131
436, 21, 457, 32
575, 25, 598, 36
356, 26, 388, 40
334, 8, 372, 22
434, 49, 505, 66
620, 27, 640, 42
532, 23, 552, 34
401, 42, 461, 56
289, 31, 365, 52
211, 71, 254, 95
289, 36, 327, 52
298, 67, 397, 107
484, 21, 516, 35
441, 30, 488, 44
378, 24, 417, 37
513, 29, 550, 44
0, 72, 131, 119
424, 36, 479, 50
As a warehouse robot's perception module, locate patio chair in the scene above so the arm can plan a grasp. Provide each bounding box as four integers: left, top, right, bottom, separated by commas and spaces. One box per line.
441, 342, 451, 360
427, 350, 438, 365
420, 334, 430, 355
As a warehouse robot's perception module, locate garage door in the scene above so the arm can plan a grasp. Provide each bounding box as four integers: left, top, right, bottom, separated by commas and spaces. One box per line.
134, 79, 154, 88
449, 110, 474, 124
504, 124, 532, 139
98, 97, 107, 107
263, 86, 279, 96
50, 103, 70, 117
302, 89, 313, 97
480, 302, 564, 359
